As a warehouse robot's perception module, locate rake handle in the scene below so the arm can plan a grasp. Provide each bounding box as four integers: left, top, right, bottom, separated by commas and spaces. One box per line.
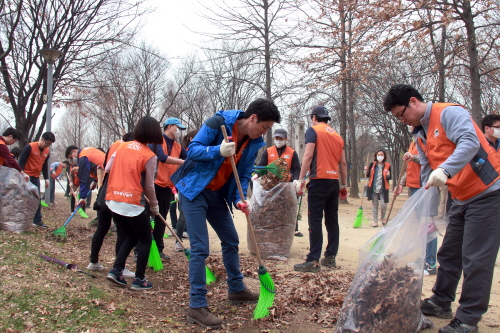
221, 125, 263, 267
61, 202, 84, 228
383, 161, 408, 223
144, 197, 185, 247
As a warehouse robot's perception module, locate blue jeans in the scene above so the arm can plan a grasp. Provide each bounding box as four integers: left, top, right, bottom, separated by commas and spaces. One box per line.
30, 176, 42, 224
180, 189, 245, 308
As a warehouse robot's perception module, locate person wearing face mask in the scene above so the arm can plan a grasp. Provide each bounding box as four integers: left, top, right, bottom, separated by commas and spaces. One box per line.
364, 150, 391, 227
149, 117, 187, 261
257, 128, 302, 235
480, 114, 500, 151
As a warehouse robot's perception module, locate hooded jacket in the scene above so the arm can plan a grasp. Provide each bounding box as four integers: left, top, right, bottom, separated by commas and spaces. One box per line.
171, 110, 265, 208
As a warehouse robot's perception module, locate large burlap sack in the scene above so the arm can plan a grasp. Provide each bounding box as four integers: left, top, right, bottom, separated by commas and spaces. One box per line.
0, 166, 39, 232
248, 180, 297, 260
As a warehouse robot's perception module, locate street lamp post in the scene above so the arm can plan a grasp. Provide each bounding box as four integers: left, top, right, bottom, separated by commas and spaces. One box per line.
40, 48, 63, 207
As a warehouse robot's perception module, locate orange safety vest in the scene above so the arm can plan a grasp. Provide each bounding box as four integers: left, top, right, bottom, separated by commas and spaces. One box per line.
267, 145, 295, 182
71, 166, 80, 186
51, 163, 63, 179
23, 142, 50, 177
78, 147, 105, 180
309, 124, 344, 179
154, 138, 182, 189
368, 162, 390, 189
105, 141, 155, 206
424, 103, 500, 200
106, 140, 125, 165
0, 138, 6, 165
406, 141, 421, 188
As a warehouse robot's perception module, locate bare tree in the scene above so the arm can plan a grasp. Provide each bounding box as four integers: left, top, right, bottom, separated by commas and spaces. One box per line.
0, 0, 148, 147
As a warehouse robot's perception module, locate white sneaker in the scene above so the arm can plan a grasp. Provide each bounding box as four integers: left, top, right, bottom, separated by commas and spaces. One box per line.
183, 232, 189, 238
87, 262, 104, 271
175, 242, 183, 252
424, 269, 430, 276
122, 268, 135, 278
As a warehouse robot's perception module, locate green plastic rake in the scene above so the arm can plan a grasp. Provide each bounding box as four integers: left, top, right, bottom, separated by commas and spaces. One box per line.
222, 126, 275, 319
53, 203, 83, 239
146, 198, 217, 285
148, 219, 164, 271
253, 160, 289, 181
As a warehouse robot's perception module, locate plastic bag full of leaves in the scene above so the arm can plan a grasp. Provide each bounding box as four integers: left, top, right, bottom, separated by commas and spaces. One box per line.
0, 166, 39, 232
248, 179, 297, 260
335, 187, 439, 333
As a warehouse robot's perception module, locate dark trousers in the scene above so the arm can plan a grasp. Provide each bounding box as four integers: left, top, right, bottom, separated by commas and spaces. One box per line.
430, 189, 500, 325
170, 201, 178, 229
30, 176, 42, 224
112, 209, 151, 280
49, 177, 56, 203
90, 205, 125, 264
306, 179, 339, 262
153, 184, 172, 253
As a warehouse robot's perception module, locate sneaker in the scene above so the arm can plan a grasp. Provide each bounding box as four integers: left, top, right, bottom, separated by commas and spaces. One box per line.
439, 318, 478, 333
32, 222, 47, 228
166, 229, 176, 237
187, 307, 222, 329
320, 255, 337, 268
421, 298, 453, 319
130, 277, 152, 290
425, 263, 437, 275
183, 231, 189, 238
228, 288, 259, 304
106, 268, 127, 287
294, 231, 304, 237
87, 262, 104, 271
122, 268, 135, 278
175, 242, 184, 252
160, 253, 170, 261
294, 260, 321, 272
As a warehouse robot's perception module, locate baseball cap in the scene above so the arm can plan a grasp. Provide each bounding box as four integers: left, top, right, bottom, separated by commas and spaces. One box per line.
274, 128, 287, 138
311, 105, 331, 120
163, 117, 186, 129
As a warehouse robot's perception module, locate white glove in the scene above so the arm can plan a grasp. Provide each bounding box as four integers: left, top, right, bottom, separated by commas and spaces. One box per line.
174, 192, 179, 201
150, 205, 160, 216
294, 179, 305, 195
426, 168, 448, 188
220, 141, 235, 157
252, 174, 259, 181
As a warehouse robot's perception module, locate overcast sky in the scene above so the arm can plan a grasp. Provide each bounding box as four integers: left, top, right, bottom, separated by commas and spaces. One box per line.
139, 0, 212, 61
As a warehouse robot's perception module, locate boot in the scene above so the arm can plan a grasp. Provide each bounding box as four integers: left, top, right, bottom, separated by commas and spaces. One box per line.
187, 307, 222, 328
228, 288, 259, 304
320, 255, 337, 268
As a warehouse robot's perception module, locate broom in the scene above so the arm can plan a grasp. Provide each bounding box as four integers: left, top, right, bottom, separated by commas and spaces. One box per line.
380, 161, 408, 226
148, 219, 164, 271
53, 202, 84, 239
353, 153, 372, 228
221, 125, 275, 320
145, 197, 217, 285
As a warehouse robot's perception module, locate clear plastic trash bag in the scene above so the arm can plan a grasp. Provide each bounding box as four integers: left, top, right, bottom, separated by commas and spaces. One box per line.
0, 166, 39, 232
248, 179, 297, 260
335, 187, 439, 332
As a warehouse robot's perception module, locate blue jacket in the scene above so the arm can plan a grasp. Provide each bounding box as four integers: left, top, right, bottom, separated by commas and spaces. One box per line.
171, 110, 265, 208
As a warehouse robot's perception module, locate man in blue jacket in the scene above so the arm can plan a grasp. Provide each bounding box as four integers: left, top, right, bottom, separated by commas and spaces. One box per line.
172, 98, 280, 329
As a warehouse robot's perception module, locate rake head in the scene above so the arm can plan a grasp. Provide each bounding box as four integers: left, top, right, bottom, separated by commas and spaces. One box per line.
253, 159, 289, 182
53, 226, 67, 240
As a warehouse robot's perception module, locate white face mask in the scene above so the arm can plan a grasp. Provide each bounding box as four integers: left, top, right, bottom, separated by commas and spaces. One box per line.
493, 128, 500, 139
174, 130, 181, 139
274, 139, 285, 148
377, 156, 384, 162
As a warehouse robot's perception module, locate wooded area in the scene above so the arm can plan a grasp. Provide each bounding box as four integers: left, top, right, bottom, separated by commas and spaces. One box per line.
1, 0, 499, 198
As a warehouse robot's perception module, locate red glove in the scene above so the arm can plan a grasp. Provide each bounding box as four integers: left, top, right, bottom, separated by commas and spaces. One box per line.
237, 201, 251, 215
339, 186, 348, 200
